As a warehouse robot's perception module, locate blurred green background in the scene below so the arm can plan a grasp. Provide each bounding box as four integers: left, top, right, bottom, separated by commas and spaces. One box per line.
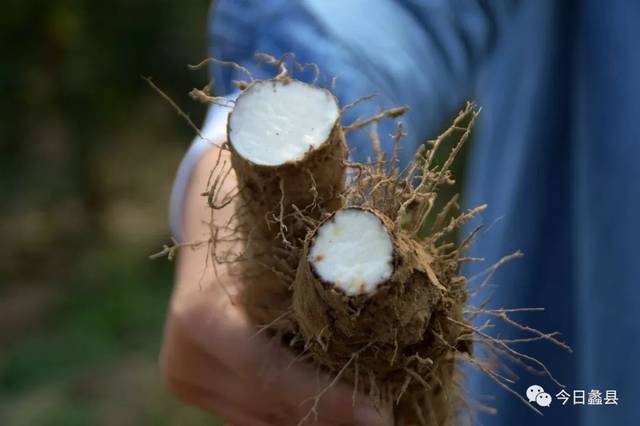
0, 1, 221, 424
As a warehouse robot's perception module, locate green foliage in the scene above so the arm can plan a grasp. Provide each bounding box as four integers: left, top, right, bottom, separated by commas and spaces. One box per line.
0, 1, 220, 424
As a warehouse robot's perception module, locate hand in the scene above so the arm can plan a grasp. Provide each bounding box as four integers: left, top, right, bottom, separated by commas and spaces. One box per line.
160, 145, 392, 426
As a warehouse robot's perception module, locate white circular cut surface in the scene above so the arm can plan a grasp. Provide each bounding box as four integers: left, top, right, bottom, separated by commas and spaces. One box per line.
229, 80, 340, 166
309, 209, 394, 296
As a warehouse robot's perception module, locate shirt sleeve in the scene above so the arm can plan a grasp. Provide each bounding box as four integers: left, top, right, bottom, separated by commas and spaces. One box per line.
208, 0, 516, 165
170, 0, 516, 240
168, 93, 237, 240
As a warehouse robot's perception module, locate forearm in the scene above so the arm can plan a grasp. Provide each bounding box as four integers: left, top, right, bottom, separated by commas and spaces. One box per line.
175, 146, 236, 293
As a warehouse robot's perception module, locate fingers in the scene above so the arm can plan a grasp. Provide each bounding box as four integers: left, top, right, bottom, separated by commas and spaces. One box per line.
181, 314, 386, 424
162, 315, 292, 423
163, 306, 391, 426
167, 375, 273, 426
162, 310, 318, 425
254, 345, 385, 425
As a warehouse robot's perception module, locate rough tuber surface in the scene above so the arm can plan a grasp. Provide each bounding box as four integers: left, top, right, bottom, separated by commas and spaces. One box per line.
157, 54, 570, 426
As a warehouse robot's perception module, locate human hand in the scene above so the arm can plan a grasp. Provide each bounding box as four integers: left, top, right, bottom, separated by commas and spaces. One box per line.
160, 146, 393, 426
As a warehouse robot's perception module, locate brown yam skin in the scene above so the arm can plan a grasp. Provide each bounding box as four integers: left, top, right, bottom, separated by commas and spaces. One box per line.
293, 209, 440, 367
292, 208, 469, 426
227, 79, 348, 326
229, 125, 347, 240
227, 80, 347, 242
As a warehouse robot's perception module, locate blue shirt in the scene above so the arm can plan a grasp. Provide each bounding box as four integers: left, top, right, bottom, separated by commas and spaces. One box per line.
204, 1, 640, 424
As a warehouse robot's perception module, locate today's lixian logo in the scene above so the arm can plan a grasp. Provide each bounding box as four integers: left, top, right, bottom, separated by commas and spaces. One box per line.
526, 385, 619, 408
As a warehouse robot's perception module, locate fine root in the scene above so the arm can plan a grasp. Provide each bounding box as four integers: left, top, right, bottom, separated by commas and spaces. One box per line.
152, 55, 569, 426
